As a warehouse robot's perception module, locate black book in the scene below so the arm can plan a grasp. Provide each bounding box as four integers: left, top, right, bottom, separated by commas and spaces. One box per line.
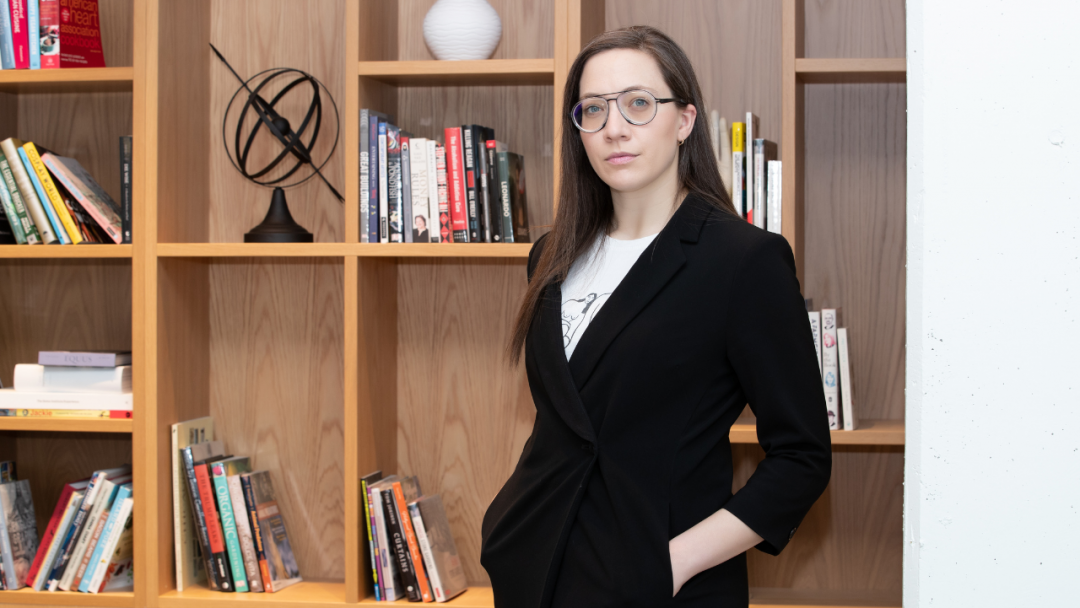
381, 485, 420, 601
507, 152, 531, 243
197, 453, 235, 592
484, 140, 505, 243
119, 136, 132, 244
182, 445, 222, 591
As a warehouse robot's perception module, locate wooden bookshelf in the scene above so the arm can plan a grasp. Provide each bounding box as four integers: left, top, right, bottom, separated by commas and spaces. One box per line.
358, 59, 555, 86
731, 419, 905, 446
0, 245, 134, 258
796, 58, 907, 83
0, 588, 136, 607
0, 66, 134, 92
0, 417, 133, 433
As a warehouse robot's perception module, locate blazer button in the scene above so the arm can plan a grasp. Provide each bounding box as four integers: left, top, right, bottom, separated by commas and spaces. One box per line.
789, 526, 797, 540
581, 443, 595, 453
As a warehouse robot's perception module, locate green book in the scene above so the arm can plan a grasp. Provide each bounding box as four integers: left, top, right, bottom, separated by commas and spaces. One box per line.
0, 158, 41, 244
211, 461, 249, 592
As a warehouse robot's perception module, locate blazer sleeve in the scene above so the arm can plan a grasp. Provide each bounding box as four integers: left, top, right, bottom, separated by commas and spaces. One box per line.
720, 232, 833, 556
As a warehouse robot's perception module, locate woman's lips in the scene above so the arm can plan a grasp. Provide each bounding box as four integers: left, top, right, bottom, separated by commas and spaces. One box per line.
607, 153, 637, 165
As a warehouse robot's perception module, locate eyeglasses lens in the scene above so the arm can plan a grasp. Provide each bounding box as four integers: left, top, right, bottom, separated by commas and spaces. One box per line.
573, 90, 658, 132
618, 91, 656, 125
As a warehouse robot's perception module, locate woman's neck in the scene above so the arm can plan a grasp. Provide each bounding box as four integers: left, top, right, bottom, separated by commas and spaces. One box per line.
608, 166, 686, 240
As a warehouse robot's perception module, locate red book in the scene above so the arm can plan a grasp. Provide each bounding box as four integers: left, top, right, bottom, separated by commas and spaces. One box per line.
26, 478, 89, 586
58, 0, 106, 68
443, 127, 469, 242
8, 0, 30, 68
194, 463, 234, 591
392, 482, 433, 602
39, 0, 61, 69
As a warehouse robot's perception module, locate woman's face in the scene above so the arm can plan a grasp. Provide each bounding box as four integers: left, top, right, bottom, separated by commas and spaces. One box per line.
577, 48, 696, 197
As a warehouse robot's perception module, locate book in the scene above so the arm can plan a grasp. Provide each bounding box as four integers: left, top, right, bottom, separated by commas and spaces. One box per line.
808, 311, 822, 375
30, 490, 82, 590
94, 508, 133, 592
377, 121, 389, 243
59, 474, 131, 590
369, 476, 401, 601
25, 0, 36, 69
386, 125, 404, 242
0, 158, 38, 244
211, 461, 249, 592
0, 408, 131, 419
0, 479, 38, 589
837, 327, 858, 431
752, 139, 777, 231
0, 461, 13, 482
392, 478, 432, 602
400, 135, 414, 243
766, 159, 782, 235
434, 142, 450, 243
244, 471, 301, 592
66, 503, 110, 591
222, 458, 263, 592
443, 128, 468, 242
360, 471, 383, 601
382, 477, 421, 601
239, 473, 272, 593
743, 112, 759, 225
58, 0, 105, 67
1, 139, 59, 244
6, 0, 28, 68
506, 152, 530, 243
23, 142, 82, 244
38, 350, 131, 367
424, 140, 439, 243
370, 113, 382, 243
119, 136, 132, 243
0, 0, 14, 69
59, 190, 111, 243
461, 125, 481, 242
821, 308, 842, 430
181, 442, 225, 591
18, 146, 70, 243
38, 0, 58, 68
0, 194, 16, 244
41, 152, 123, 244
82, 494, 132, 593
407, 502, 439, 601
494, 147, 513, 243
413, 494, 467, 602
360, 108, 370, 243
194, 459, 234, 591
171, 417, 213, 592
0, 388, 133, 411
46, 465, 131, 591
409, 137, 432, 243
484, 139, 507, 243
14, 364, 131, 394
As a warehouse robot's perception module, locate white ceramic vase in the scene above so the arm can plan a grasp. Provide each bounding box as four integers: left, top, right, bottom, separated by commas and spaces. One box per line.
423, 0, 502, 61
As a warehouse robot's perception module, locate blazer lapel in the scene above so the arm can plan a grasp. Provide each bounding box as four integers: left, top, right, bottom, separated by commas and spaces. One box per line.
566, 194, 713, 391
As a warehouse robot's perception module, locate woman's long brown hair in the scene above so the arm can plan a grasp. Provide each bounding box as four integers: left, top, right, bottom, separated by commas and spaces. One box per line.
506, 25, 738, 365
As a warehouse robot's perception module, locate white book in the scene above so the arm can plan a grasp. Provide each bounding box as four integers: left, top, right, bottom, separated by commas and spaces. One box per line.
85, 497, 133, 594
58, 475, 130, 590
171, 417, 214, 592
808, 311, 822, 375
408, 501, 443, 602
426, 140, 440, 243
752, 139, 776, 231
370, 482, 399, 601
410, 137, 432, 244
378, 123, 389, 243
821, 308, 842, 430
837, 328, 858, 431
767, 160, 782, 235
360, 108, 370, 243
744, 112, 759, 225
0, 137, 58, 244
732, 148, 745, 217
14, 364, 132, 394
0, 388, 133, 411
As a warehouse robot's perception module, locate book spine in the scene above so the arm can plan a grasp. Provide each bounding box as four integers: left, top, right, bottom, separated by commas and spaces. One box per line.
0, 169, 26, 244
483, 142, 501, 243
33, 491, 80, 590
23, 142, 81, 244
0, 499, 15, 589
408, 502, 444, 601
369, 114, 380, 243
400, 136, 413, 243
0, 0, 14, 69
227, 476, 264, 592
26, 486, 74, 587
731, 122, 744, 217
808, 311, 822, 375
821, 308, 841, 430
444, 128, 468, 242
744, 112, 758, 224
507, 153, 530, 243
239, 475, 273, 593
753, 139, 765, 229
46, 473, 99, 590
359, 108, 369, 243
435, 143, 450, 243
1, 141, 57, 244
8, 0, 28, 68
211, 464, 249, 592
425, 140, 439, 243
496, 150, 513, 243
77, 485, 130, 592
361, 480, 381, 601
38, 0, 58, 68
119, 136, 132, 243
393, 483, 432, 602
837, 327, 858, 431
194, 463, 233, 591
85, 497, 132, 593
370, 486, 398, 600
25, 0, 36, 68
68, 507, 109, 589
767, 159, 782, 235
377, 122, 389, 243
17, 147, 69, 243
386, 125, 403, 242
382, 487, 419, 601
408, 137, 429, 243
461, 126, 480, 242
0, 158, 39, 243
40, 154, 123, 243
0, 409, 131, 419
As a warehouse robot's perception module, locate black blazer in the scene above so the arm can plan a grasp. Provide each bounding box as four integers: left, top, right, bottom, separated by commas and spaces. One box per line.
480, 193, 832, 607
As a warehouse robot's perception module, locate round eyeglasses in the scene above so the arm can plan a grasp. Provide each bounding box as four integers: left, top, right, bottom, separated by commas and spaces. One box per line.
571, 89, 686, 133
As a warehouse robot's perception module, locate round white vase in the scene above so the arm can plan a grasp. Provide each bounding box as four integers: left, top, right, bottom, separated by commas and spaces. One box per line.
423, 0, 503, 61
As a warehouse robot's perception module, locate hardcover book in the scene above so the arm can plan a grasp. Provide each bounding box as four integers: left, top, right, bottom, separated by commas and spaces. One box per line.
837, 327, 858, 431
38, 0, 58, 68
377, 121, 389, 243
808, 311, 822, 375
58, 0, 105, 67
119, 136, 132, 243
413, 494, 467, 602
752, 138, 777, 231
171, 417, 213, 592
360, 108, 371, 243
381, 478, 419, 601
1, 138, 59, 244
0, 0, 15, 69
461, 125, 480, 242
483, 139, 507, 243
369, 476, 401, 601
245, 471, 301, 593
194, 458, 234, 591
766, 159, 782, 235
30, 490, 82, 590
94, 506, 133, 593
0, 388, 133, 411
386, 125, 403, 242
23, 142, 82, 244
408, 137, 432, 243
425, 140, 440, 243
18, 146, 70, 243
0, 157, 41, 244
731, 122, 746, 217
25, 0, 37, 69
59, 474, 131, 590
77, 483, 131, 592
14, 364, 131, 394
7, 0, 29, 68
45, 465, 130, 591
82, 494, 132, 593
239, 473, 271, 593
0, 479, 38, 590
743, 112, 760, 225
443, 128, 468, 242
391, 477, 432, 602
211, 461, 249, 592
38, 350, 132, 367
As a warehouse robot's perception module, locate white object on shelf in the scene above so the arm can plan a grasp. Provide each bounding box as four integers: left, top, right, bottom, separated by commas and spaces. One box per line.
14, 364, 132, 394
423, 0, 502, 61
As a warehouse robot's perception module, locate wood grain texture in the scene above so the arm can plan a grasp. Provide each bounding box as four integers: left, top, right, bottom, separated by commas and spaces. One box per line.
359, 0, 398, 62
734, 446, 903, 595
804, 0, 905, 59
207, 258, 346, 582
0, 589, 134, 608
395, 259, 534, 586
100, 0, 135, 68
397, 0, 554, 61
802, 83, 906, 421
0, 260, 132, 388
208, 0, 347, 244
395, 85, 555, 234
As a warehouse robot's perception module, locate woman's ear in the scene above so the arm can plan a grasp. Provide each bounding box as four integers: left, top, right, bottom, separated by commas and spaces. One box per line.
679, 103, 697, 143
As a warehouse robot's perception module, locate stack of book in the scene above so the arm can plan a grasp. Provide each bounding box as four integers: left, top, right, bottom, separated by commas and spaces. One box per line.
0, 0, 106, 70
360, 109, 531, 245
361, 470, 468, 603
807, 304, 858, 431
171, 417, 301, 594
0, 463, 133, 593
0, 137, 132, 246
0, 350, 133, 419
731, 112, 782, 234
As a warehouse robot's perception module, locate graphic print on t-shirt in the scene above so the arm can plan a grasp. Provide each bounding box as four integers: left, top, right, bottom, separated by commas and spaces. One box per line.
562, 292, 612, 348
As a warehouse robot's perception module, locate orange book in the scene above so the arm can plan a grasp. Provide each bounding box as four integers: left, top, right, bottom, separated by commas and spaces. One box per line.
392, 481, 433, 602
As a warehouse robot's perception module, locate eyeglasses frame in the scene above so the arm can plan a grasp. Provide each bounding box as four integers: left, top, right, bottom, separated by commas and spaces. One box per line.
571, 88, 688, 133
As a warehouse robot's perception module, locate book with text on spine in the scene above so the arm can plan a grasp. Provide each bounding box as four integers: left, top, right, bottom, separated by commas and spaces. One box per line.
0, 388, 133, 411
171, 417, 213, 592
413, 494, 467, 602
222, 457, 263, 592
38, 0, 59, 68
211, 461, 249, 592
57, 0, 105, 67
245, 471, 301, 592
1, 138, 59, 244
821, 308, 842, 430
38, 350, 131, 367
443, 128, 468, 242
837, 327, 858, 431
23, 142, 82, 244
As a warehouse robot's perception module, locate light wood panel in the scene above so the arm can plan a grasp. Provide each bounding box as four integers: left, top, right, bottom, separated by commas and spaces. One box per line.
803, 0, 906, 59
0, 245, 133, 258
0, 67, 134, 93
395, 259, 534, 586
797, 59, 906, 84
730, 419, 904, 446
100, 0, 135, 67
160, 581, 345, 607
749, 587, 900, 608
0, 589, 134, 608
0, 418, 133, 433
207, 258, 346, 582
358, 59, 555, 86
396, 0, 554, 62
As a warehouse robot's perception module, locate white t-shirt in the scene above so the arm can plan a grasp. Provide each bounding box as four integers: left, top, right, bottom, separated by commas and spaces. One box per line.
560, 231, 659, 360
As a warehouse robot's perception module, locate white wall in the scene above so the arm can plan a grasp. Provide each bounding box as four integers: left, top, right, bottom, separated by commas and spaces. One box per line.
906, 1, 1080, 605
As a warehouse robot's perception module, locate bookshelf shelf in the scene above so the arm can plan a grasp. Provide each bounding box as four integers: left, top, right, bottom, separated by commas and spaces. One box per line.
0, 67, 135, 92
159, 582, 346, 608
795, 58, 907, 83
0, 589, 135, 607
359, 585, 493, 606
0, 416, 133, 433
0, 245, 133, 259
730, 419, 905, 446
357, 59, 556, 86
154, 243, 532, 258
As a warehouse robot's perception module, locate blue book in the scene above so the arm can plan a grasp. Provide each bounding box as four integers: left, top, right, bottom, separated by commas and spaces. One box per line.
211, 462, 248, 592
26, 0, 39, 69
0, 0, 14, 69
368, 113, 379, 243
77, 484, 132, 592
17, 146, 69, 244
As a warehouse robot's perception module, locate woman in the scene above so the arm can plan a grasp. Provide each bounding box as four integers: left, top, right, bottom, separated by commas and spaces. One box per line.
479, 26, 832, 607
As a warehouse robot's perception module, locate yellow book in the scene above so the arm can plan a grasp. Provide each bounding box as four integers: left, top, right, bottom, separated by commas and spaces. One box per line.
23, 141, 83, 244
732, 122, 745, 153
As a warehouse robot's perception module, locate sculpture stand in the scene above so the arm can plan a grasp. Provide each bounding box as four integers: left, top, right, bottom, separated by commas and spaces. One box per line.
244, 187, 314, 243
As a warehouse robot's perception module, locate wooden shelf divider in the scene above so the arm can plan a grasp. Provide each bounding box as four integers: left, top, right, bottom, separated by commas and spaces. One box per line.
0, 589, 136, 607
796, 58, 907, 83
0, 245, 134, 259
0, 66, 135, 92
0, 417, 133, 433
358, 58, 555, 86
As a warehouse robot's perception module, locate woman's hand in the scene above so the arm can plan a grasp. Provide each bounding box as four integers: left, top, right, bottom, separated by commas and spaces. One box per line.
669, 537, 693, 596
669, 508, 765, 596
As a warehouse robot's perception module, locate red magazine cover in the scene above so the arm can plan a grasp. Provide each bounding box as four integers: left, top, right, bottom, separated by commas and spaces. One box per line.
443, 127, 469, 243
59, 0, 106, 68
8, 0, 30, 68
39, 0, 61, 68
